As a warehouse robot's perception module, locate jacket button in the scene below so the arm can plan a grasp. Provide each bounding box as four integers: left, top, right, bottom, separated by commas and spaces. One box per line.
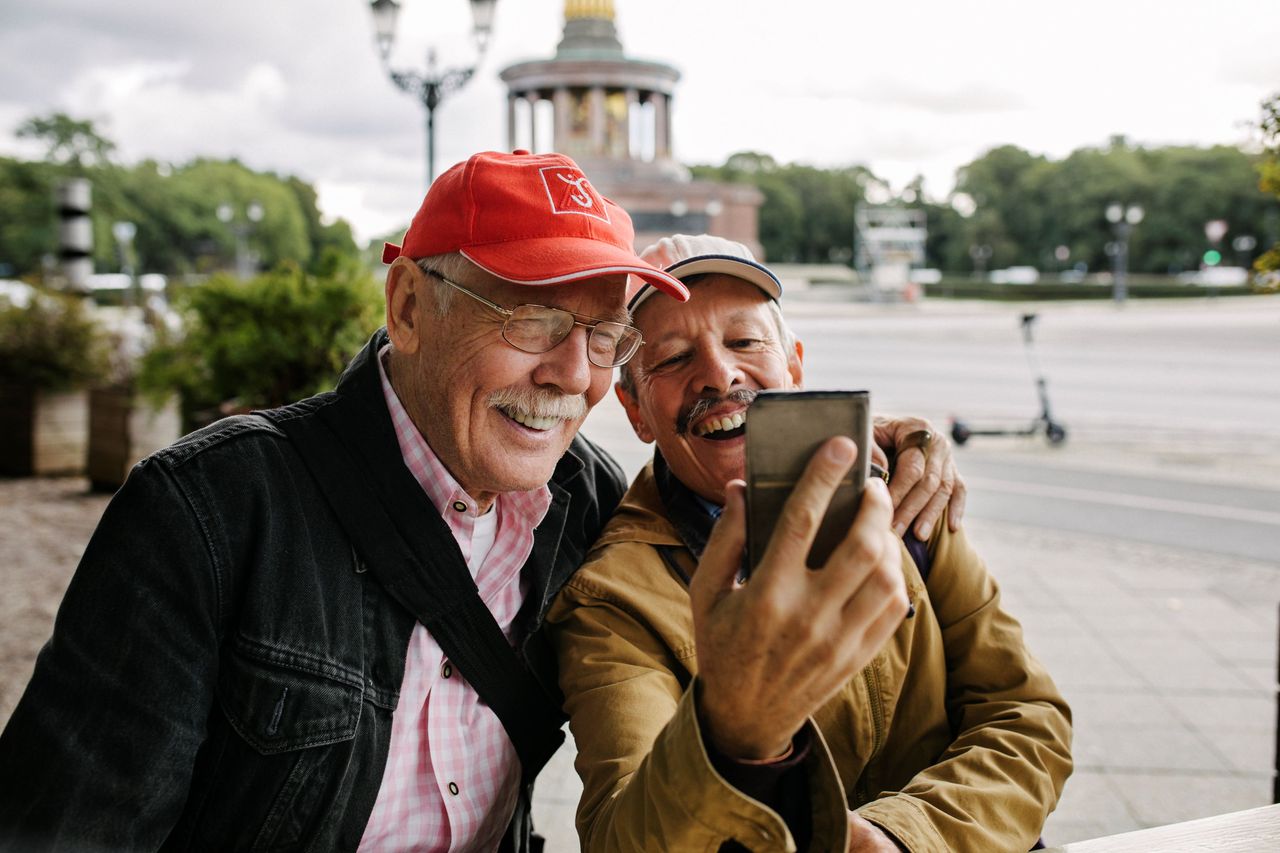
448, 782, 459, 796
441, 662, 452, 679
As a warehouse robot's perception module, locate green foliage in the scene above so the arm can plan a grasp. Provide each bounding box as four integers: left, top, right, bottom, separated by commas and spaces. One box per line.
0, 157, 58, 276
693, 153, 873, 263
16, 112, 116, 169
0, 293, 109, 391
1256, 93, 1280, 276
695, 135, 1277, 275
138, 261, 383, 414
1, 115, 361, 280
923, 138, 1278, 274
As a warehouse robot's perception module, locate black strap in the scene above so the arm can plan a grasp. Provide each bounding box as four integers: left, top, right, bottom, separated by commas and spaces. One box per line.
263, 406, 564, 783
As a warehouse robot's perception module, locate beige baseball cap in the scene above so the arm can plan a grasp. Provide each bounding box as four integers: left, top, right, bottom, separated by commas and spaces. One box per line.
627, 234, 782, 312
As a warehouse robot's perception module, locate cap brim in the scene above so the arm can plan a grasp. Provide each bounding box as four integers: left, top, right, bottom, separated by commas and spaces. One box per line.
628, 254, 782, 311
461, 237, 689, 302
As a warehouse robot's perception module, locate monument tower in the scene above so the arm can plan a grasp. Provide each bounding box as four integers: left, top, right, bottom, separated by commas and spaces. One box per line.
500, 0, 762, 253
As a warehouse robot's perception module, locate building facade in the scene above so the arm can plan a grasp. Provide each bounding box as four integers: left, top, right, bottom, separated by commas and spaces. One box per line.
499, 0, 762, 254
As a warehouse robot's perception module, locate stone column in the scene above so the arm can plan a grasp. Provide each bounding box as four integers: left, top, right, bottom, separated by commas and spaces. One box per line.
506, 92, 518, 151
526, 92, 540, 152
553, 87, 571, 152
624, 88, 639, 159
654, 93, 671, 159
589, 86, 606, 155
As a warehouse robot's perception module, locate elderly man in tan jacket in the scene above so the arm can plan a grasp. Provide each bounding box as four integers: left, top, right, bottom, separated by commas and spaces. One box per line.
545, 235, 1072, 852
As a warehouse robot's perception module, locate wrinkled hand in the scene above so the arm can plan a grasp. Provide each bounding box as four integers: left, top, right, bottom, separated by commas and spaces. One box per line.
690, 437, 908, 760
847, 812, 902, 852
873, 416, 966, 539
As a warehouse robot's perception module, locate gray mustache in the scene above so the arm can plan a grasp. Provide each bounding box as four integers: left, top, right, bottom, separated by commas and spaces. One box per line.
487, 386, 588, 421
676, 388, 758, 436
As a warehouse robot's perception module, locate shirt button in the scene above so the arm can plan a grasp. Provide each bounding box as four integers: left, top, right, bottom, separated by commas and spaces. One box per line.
448, 782, 459, 796
451, 500, 467, 512
441, 662, 453, 679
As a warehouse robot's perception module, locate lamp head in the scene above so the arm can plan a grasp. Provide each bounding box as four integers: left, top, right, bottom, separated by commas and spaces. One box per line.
471, 0, 497, 53
370, 0, 401, 62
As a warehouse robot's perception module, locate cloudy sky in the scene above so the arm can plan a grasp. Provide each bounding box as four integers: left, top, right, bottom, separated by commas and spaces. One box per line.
1, 0, 1276, 243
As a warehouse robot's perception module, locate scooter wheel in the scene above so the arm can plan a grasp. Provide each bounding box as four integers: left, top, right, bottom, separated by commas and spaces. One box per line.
950, 420, 971, 446
1046, 422, 1067, 445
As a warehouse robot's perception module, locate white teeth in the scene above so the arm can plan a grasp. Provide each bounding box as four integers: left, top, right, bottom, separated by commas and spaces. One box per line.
508, 410, 558, 431
695, 411, 746, 437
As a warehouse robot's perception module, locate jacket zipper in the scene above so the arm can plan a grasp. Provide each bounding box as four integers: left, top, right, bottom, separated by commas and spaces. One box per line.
855, 660, 886, 806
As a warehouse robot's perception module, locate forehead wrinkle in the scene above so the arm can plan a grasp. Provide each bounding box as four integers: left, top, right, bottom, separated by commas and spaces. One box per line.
641, 306, 771, 348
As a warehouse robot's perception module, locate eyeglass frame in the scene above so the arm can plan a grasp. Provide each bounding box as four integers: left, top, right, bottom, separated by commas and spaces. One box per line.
421, 268, 645, 368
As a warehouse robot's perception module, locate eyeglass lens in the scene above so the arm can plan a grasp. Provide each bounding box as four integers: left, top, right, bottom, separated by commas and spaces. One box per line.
502, 305, 640, 368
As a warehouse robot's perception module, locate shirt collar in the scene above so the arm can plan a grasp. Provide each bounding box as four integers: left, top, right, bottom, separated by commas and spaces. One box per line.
376, 344, 553, 525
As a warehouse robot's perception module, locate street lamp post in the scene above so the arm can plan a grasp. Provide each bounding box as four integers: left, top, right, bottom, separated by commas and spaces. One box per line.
217, 201, 264, 280
1232, 234, 1257, 268
968, 244, 992, 281
111, 220, 138, 308
369, 0, 498, 186
1105, 202, 1144, 304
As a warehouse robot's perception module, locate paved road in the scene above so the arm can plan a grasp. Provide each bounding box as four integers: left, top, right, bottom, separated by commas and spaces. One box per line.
960, 455, 1280, 564
792, 296, 1280, 565
791, 295, 1280, 443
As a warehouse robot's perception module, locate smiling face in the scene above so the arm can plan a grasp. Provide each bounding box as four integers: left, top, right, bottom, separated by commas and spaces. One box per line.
618, 274, 804, 504
386, 257, 626, 509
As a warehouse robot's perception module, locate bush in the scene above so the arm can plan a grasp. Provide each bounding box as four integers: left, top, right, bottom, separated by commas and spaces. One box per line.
0, 293, 109, 391
140, 261, 383, 418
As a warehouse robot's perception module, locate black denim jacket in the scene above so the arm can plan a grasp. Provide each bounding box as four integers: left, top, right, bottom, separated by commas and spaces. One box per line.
0, 329, 626, 852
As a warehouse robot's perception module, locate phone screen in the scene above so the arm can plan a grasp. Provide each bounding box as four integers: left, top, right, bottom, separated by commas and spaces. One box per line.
744, 390, 871, 575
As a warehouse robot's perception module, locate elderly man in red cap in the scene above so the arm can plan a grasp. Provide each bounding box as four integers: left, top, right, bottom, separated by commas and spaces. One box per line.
548, 235, 1071, 852
0, 154, 958, 853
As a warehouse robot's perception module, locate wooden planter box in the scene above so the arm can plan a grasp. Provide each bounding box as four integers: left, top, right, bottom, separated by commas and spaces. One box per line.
87, 387, 182, 492
0, 385, 90, 476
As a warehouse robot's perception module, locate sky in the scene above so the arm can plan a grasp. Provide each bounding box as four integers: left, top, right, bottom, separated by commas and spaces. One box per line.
1, 0, 1276, 244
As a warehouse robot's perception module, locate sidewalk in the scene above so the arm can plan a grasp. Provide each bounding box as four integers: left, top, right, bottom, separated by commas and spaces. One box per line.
2, 474, 1277, 849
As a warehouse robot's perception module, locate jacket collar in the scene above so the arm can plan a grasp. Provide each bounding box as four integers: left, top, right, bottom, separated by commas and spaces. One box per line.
652, 450, 720, 560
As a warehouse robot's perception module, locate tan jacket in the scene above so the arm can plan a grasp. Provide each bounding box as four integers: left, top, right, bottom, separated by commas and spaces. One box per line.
545, 462, 1072, 852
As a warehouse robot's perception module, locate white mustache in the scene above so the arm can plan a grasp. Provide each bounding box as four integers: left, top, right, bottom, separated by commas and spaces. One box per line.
487, 386, 587, 422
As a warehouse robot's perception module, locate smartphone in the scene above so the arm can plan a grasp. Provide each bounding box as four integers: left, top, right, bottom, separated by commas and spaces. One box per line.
744, 390, 871, 575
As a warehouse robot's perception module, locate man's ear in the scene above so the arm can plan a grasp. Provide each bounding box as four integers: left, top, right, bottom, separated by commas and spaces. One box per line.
787, 338, 805, 388
615, 382, 655, 444
385, 257, 427, 355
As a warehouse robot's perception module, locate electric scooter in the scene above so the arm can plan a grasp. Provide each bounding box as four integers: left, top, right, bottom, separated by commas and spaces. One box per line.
950, 312, 1067, 446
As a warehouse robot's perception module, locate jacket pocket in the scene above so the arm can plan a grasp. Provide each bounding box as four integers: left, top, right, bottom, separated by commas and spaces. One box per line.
217, 643, 363, 755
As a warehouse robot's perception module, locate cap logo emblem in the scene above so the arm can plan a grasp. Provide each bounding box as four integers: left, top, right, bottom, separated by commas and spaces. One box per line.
540, 167, 610, 223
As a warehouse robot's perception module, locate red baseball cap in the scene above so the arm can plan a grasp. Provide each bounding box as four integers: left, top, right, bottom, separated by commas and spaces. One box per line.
383, 150, 689, 301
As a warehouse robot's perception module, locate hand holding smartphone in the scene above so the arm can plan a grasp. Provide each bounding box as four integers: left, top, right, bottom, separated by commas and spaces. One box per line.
744, 390, 871, 574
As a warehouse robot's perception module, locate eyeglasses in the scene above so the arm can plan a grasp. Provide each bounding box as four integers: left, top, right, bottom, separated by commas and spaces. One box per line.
424, 269, 644, 369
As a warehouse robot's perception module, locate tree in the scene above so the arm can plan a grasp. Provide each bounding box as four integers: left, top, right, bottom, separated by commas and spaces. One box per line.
693, 153, 874, 263
15, 113, 116, 170
1256, 93, 1280, 275
952, 145, 1053, 270
141, 261, 382, 419
1, 113, 363, 279
0, 157, 58, 277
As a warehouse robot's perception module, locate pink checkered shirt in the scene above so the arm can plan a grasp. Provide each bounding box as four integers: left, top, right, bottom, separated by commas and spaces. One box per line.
359, 349, 552, 852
